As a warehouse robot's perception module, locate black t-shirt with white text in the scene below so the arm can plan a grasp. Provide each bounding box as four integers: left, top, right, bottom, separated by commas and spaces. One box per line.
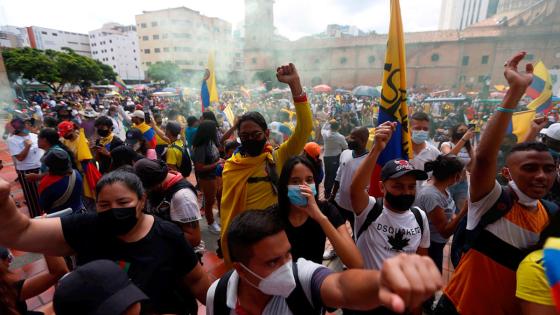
61, 214, 199, 314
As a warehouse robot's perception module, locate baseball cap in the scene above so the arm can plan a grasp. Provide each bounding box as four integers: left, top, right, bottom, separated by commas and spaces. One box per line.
125, 128, 143, 145
542, 123, 560, 141
381, 159, 428, 181
53, 259, 148, 315
133, 158, 168, 189
10, 118, 25, 131
304, 142, 321, 159
44, 149, 72, 175
132, 110, 145, 120
58, 121, 75, 137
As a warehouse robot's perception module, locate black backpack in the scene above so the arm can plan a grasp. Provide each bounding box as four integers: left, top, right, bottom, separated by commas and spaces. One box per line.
213, 262, 321, 315
356, 198, 425, 241
170, 143, 192, 177
450, 185, 559, 267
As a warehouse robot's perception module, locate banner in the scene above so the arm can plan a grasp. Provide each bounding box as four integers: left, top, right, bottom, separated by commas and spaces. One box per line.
369, 0, 412, 197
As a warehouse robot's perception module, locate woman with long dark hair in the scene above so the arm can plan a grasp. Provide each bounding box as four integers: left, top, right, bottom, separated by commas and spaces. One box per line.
413, 154, 466, 271
440, 123, 475, 212
0, 246, 68, 315
192, 120, 223, 234
276, 156, 363, 268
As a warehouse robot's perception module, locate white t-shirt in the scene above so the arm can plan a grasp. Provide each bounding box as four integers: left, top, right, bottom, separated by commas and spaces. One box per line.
410, 142, 440, 171
355, 197, 431, 270
206, 258, 330, 315
170, 188, 202, 224
334, 149, 369, 210
7, 133, 43, 171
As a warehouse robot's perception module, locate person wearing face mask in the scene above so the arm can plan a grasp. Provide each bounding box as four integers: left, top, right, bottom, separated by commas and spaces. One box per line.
413, 155, 466, 272
125, 128, 148, 157
434, 52, 557, 315
0, 170, 211, 314
207, 208, 443, 315
409, 112, 440, 175
349, 122, 431, 315
219, 63, 313, 267
276, 156, 362, 268
329, 127, 370, 232
7, 118, 43, 217
94, 116, 123, 174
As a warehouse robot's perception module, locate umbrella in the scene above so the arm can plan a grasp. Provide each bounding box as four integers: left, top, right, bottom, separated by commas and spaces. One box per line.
352, 85, 380, 97
162, 87, 176, 93
133, 85, 147, 91
335, 88, 351, 94
313, 84, 332, 93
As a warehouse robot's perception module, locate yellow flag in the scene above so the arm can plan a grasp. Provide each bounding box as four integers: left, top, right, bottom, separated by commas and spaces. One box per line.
207, 51, 219, 103
511, 110, 536, 143
379, 0, 412, 160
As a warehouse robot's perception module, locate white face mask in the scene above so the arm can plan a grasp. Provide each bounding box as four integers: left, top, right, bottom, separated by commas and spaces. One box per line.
509, 180, 538, 208
240, 261, 296, 297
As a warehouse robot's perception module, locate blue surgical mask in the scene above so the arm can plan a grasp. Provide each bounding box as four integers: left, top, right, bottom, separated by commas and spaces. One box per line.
411, 130, 429, 144
287, 184, 317, 207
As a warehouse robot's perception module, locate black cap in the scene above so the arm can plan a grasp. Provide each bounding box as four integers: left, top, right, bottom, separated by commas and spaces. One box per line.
381, 159, 428, 181
53, 259, 148, 315
133, 158, 168, 189
44, 149, 72, 175
125, 128, 143, 145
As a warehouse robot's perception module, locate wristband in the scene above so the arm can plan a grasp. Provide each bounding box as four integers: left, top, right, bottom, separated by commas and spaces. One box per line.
496, 106, 515, 113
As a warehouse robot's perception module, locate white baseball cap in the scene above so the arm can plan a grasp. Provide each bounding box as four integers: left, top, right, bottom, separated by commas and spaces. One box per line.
542, 123, 560, 141
132, 110, 145, 120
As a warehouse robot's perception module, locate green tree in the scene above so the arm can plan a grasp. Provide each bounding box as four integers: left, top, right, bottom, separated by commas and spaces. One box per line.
147, 61, 181, 84
2, 47, 118, 93
253, 69, 281, 91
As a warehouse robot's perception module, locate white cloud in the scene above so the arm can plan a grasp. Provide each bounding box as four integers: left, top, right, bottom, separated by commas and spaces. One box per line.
0, 0, 441, 39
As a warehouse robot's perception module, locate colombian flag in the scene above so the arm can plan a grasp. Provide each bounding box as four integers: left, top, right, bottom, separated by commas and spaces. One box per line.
136, 122, 157, 149
506, 110, 536, 143
114, 76, 127, 91
544, 237, 560, 313
76, 129, 101, 199
527, 61, 553, 114
201, 51, 219, 111
369, 0, 412, 197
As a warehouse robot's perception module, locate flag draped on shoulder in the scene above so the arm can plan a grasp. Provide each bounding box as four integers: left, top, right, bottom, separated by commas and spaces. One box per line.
544, 237, 560, 313
527, 61, 553, 114
369, 0, 411, 197
201, 50, 219, 111
77, 128, 101, 199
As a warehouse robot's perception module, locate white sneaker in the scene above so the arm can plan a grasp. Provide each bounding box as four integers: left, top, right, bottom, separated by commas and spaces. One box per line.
208, 222, 221, 235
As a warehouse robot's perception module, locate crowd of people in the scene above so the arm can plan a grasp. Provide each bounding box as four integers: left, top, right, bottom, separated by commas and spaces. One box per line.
0, 53, 558, 315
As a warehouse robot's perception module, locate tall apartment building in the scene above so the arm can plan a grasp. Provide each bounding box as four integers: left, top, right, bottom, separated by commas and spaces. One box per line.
26, 26, 91, 56
439, 0, 499, 30
135, 7, 236, 80
89, 23, 144, 81
0, 25, 30, 48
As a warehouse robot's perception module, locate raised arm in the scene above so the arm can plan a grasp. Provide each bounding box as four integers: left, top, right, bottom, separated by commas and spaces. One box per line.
350, 122, 395, 215
321, 253, 442, 313
0, 178, 73, 256
275, 64, 313, 167
470, 52, 533, 202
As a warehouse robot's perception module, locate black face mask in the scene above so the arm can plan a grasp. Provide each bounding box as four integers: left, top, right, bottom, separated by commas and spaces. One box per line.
385, 191, 415, 211
97, 206, 138, 236
453, 132, 466, 141
347, 140, 361, 151
97, 129, 110, 137
242, 138, 267, 157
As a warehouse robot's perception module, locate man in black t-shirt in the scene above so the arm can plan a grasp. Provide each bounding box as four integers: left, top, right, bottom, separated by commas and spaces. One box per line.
94, 116, 123, 174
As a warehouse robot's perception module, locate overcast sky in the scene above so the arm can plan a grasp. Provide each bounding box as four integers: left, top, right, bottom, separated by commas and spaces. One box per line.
0, 0, 442, 40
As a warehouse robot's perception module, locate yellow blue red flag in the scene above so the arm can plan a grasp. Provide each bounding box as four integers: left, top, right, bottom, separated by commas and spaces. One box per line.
369, 0, 412, 197
527, 61, 553, 114
201, 51, 219, 111
506, 110, 536, 143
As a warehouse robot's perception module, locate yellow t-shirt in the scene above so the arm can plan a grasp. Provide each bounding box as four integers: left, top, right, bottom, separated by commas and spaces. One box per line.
166, 139, 184, 168
516, 250, 554, 306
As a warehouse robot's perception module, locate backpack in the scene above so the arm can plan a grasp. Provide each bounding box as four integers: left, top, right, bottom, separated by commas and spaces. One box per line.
450, 185, 559, 267
148, 179, 197, 222
213, 262, 321, 315
356, 198, 425, 240
170, 143, 193, 177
